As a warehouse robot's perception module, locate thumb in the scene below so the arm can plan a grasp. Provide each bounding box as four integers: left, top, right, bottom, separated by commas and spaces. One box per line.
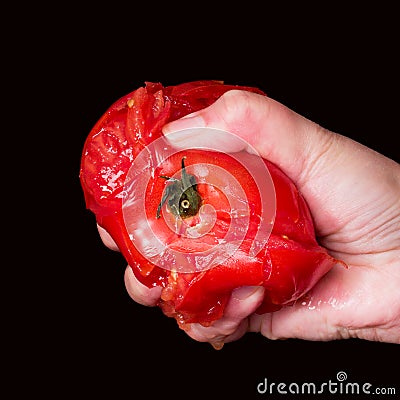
162, 89, 335, 237
163, 89, 397, 246
162, 89, 325, 184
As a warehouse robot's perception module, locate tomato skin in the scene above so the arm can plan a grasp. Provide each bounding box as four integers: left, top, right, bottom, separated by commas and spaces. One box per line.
80, 80, 342, 327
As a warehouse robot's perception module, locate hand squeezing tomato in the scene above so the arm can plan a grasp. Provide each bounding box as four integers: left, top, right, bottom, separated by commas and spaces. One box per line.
80, 80, 342, 328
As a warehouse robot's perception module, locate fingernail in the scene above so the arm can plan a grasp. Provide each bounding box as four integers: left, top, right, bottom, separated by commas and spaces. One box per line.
162, 113, 205, 135
232, 286, 264, 300
163, 128, 204, 148
164, 126, 229, 150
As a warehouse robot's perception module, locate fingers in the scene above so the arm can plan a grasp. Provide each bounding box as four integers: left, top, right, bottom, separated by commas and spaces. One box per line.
97, 224, 120, 251
96, 224, 162, 306
185, 286, 265, 348
124, 266, 162, 306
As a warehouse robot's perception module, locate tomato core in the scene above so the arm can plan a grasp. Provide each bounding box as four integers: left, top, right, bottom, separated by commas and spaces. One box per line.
157, 157, 203, 220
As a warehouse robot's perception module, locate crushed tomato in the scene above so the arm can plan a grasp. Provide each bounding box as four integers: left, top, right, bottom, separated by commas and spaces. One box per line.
80, 80, 343, 327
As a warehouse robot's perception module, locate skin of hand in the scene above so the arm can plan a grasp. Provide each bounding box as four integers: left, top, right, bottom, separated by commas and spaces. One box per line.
99, 90, 400, 344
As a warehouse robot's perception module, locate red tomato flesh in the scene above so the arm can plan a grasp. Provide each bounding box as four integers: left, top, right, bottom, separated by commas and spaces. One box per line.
80, 80, 342, 327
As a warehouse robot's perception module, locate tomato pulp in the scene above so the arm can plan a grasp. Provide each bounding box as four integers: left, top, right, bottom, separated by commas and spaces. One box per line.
80, 80, 341, 327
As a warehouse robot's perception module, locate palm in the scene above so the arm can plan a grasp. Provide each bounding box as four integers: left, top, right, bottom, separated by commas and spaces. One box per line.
186, 244, 399, 345
185, 132, 400, 344
253, 255, 399, 341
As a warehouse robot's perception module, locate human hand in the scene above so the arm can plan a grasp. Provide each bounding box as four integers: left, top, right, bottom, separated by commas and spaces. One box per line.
102, 90, 400, 345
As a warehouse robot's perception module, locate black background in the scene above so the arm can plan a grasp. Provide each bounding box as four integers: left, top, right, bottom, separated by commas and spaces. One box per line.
12, 5, 399, 399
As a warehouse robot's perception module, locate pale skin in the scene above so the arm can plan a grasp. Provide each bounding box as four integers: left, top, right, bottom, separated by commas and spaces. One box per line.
98, 90, 400, 345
